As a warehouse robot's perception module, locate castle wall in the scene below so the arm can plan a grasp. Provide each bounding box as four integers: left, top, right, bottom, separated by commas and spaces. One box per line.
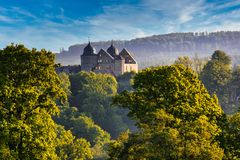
94, 63, 115, 74
114, 60, 124, 76
123, 64, 138, 73
93, 49, 115, 74
81, 55, 98, 71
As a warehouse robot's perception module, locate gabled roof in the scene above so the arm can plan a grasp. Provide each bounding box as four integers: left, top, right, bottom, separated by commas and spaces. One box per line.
98, 49, 114, 60
119, 48, 137, 64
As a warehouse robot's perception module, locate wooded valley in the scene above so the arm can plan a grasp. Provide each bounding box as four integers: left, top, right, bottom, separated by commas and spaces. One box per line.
1, 44, 240, 159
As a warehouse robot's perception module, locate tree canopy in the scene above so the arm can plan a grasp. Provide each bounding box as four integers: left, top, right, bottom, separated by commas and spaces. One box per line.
201, 50, 232, 94
0, 44, 93, 159
200, 50, 233, 113
110, 65, 224, 159
0, 44, 66, 159
114, 65, 223, 124
69, 71, 132, 138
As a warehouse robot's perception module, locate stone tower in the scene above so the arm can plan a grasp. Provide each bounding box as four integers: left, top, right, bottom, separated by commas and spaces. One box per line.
81, 42, 97, 71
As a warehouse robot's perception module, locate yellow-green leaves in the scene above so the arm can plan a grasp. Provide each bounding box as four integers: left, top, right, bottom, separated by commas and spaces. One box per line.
0, 44, 66, 159
110, 65, 224, 159
115, 65, 223, 124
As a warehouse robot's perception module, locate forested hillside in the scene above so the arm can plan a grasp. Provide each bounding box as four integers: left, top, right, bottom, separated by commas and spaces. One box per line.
56, 31, 240, 68
1, 44, 240, 159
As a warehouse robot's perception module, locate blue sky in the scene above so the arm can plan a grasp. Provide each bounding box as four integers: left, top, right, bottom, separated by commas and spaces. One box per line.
0, 0, 240, 52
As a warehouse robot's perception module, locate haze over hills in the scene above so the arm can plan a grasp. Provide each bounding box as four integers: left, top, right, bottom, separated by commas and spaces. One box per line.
56, 31, 240, 69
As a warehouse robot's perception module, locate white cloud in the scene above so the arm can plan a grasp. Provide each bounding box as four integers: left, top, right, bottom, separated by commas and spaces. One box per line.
0, 6, 88, 51
11, 7, 37, 19
1, 0, 240, 51
141, 0, 205, 23
209, 0, 240, 10
0, 15, 19, 23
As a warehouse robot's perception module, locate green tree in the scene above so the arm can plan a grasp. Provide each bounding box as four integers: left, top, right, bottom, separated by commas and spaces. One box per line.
192, 53, 208, 75
110, 65, 224, 159
109, 111, 223, 160
54, 106, 110, 160
174, 55, 208, 75
54, 106, 110, 146
107, 130, 130, 160
70, 71, 130, 138
116, 71, 135, 93
200, 50, 232, 113
174, 56, 193, 68
0, 44, 66, 159
226, 66, 240, 113
201, 50, 232, 94
115, 65, 223, 123
221, 112, 240, 159
56, 125, 93, 160
58, 72, 71, 96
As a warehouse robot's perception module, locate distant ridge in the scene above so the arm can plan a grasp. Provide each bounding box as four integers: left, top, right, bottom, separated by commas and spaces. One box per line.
56, 31, 240, 68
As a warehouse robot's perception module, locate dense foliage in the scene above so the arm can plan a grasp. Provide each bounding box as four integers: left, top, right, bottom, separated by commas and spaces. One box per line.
109, 65, 225, 159
200, 50, 240, 114
201, 50, 232, 95
56, 125, 93, 160
0, 44, 64, 159
0, 44, 93, 159
69, 71, 134, 138
1, 44, 240, 159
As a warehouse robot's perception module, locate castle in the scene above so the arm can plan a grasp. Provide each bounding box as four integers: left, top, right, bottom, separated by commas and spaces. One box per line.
81, 42, 138, 76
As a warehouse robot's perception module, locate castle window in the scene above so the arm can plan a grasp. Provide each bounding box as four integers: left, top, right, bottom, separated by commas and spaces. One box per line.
130, 66, 132, 71
126, 66, 128, 71
98, 59, 102, 63
106, 66, 111, 69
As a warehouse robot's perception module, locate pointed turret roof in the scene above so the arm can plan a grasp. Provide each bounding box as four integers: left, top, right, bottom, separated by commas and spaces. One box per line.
82, 42, 96, 55
107, 41, 118, 57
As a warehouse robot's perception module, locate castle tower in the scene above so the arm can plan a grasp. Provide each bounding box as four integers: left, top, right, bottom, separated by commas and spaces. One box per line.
81, 42, 98, 71
114, 55, 125, 76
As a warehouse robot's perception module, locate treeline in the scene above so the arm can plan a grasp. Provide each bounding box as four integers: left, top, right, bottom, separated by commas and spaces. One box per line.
0, 44, 135, 159
54, 71, 136, 159
108, 64, 240, 159
57, 31, 240, 68
0, 44, 91, 159
1, 44, 240, 159
175, 50, 240, 114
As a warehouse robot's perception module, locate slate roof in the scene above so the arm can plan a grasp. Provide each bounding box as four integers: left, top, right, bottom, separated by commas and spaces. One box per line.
107, 43, 119, 57
119, 48, 137, 64
82, 42, 96, 55
98, 49, 114, 59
